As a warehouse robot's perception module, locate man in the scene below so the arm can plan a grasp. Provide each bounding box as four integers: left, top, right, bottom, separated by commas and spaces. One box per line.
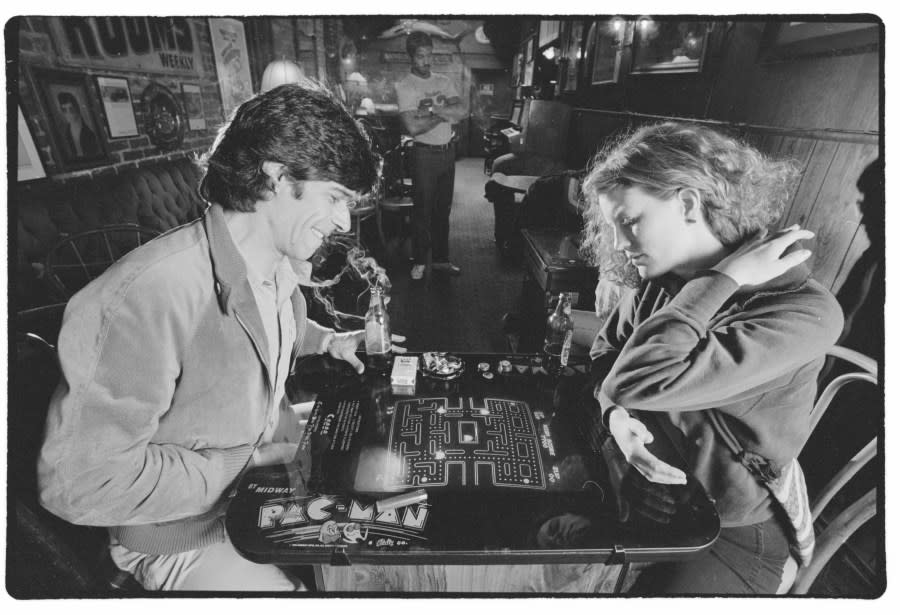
395, 32, 468, 280
57, 92, 101, 160
37, 83, 380, 591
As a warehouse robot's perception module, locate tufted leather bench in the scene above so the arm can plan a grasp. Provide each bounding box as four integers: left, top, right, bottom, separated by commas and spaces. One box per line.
15, 157, 207, 309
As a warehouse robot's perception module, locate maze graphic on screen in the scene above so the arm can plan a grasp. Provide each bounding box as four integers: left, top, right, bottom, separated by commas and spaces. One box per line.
387, 397, 546, 490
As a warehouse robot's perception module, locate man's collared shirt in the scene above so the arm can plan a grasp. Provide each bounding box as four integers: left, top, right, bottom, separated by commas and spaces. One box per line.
246, 256, 299, 442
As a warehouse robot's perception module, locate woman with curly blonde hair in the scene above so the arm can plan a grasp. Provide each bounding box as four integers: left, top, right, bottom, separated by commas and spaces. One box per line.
583, 122, 844, 594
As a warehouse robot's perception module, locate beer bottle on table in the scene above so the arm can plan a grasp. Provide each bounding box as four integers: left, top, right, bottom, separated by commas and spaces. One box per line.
365, 284, 392, 372
544, 292, 574, 372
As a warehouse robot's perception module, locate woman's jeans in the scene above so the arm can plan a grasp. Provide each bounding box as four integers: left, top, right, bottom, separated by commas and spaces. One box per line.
630, 515, 791, 595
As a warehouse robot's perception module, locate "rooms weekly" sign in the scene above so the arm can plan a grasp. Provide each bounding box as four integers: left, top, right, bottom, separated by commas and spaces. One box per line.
49, 17, 204, 75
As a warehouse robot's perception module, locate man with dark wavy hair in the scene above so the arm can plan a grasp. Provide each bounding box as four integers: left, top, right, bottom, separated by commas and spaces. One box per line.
396, 31, 467, 280
38, 83, 380, 591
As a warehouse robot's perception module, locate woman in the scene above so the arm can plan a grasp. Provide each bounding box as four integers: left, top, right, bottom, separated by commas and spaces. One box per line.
582, 122, 843, 594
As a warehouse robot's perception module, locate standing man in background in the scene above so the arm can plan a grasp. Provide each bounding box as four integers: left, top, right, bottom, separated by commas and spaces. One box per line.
396, 31, 468, 280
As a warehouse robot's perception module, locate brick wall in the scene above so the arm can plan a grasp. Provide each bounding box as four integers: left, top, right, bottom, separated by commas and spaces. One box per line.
15, 16, 225, 183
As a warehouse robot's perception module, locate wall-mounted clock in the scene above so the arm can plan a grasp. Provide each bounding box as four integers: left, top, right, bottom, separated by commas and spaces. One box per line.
142, 82, 185, 150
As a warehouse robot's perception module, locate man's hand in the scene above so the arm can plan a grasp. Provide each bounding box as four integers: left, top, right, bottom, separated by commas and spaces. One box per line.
327, 330, 366, 373
250, 442, 297, 468
712, 225, 814, 287
326, 331, 409, 374
608, 407, 686, 485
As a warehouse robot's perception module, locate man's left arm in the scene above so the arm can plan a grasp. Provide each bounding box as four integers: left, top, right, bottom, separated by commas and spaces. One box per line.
434, 76, 467, 123
434, 96, 468, 122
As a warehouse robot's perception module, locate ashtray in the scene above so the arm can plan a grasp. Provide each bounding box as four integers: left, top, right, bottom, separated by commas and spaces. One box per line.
420, 352, 465, 380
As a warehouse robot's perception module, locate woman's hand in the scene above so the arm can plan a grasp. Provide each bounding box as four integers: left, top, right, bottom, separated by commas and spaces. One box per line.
326, 331, 408, 374
712, 225, 814, 287
608, 407, 687, 485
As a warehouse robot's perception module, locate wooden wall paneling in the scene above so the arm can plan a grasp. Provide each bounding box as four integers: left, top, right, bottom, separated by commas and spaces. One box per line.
720, 49, 878, 133
771, 136, 818, 224
765, 53, 878, 133
782, 139, 839, 228
741, 129, 777, 154
797, 142, 876, 291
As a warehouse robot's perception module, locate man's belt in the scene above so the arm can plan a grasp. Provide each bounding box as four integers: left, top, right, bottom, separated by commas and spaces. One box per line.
413, 141, 455, 151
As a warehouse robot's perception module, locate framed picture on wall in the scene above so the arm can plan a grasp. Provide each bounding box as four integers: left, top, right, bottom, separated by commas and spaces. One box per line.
95, 76, 138, 138
142, 82, 186, 151
758, 21, 879, 63
630, 19, 711, 74
181, 83, 207, 131
17, 106, 46, 181
522, 60, 534, 87
30, 66, 109, 172
209, 17, 254, 118
589, 18, 627, 85
539, 20, 561, 47
562, 20, 586, 92
521, 35, 536, 87
511, 51, 522, 86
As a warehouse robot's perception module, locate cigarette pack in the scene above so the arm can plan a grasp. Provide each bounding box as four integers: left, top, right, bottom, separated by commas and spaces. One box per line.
391, 355, 418, 387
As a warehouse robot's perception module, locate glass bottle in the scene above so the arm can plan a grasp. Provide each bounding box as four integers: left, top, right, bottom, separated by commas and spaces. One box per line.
544, 292, 574, 369
365, 284, 392, 372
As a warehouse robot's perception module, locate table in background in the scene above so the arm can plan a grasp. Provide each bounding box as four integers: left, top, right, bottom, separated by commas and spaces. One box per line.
521, 229, 598, 310
226, 353, 719, 593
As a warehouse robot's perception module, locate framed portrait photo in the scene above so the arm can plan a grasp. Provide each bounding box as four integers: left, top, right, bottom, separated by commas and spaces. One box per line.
30, 67, 109, 171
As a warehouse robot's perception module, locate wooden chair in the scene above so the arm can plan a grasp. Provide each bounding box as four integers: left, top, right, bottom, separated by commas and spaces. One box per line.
777, 346, 879, 594
44, 224, 161, 301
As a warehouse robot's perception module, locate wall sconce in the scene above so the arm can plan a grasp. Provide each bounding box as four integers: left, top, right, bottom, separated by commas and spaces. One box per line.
260, 59, 305, 93
542, 46, 557, 61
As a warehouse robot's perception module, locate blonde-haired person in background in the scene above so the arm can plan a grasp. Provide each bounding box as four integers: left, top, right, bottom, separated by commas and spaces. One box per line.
583, 122, 843, 594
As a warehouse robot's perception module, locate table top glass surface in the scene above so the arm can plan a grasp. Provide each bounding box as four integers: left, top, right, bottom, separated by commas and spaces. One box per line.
226, 353, 719, 565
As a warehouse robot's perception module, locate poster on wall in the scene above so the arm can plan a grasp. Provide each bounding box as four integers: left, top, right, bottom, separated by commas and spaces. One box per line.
17, 107, 46, 181
96, 76, 138, 138
181, 83, 206, 130
208, 18, 254, 118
